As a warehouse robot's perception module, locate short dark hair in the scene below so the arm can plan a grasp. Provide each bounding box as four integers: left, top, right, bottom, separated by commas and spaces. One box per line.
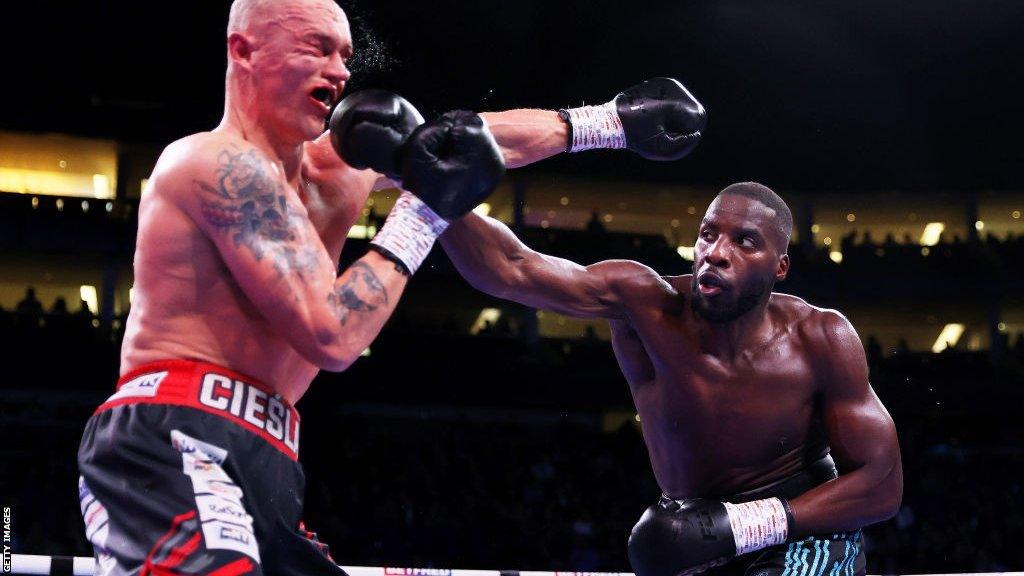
717, 182, 793, 250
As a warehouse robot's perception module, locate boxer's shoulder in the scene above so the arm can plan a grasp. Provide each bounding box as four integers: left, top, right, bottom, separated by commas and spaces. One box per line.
763, 293, 852, 348
598, 261, 679, 306
771, 296, 862, 367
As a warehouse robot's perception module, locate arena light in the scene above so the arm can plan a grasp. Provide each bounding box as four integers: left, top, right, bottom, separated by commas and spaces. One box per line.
360, 347, 371, 357
140, 178, 149, 195
473, 202, 491, 217
920, 222, 945, 246
470, 308, 502, 335
931, 323, 965, 353
975, 220, 984, 231
829, 251, 843, 264
80, 285, 99, 315
347, 224, 377, 239
676, 246, 694, 261
92, 174, 111, 198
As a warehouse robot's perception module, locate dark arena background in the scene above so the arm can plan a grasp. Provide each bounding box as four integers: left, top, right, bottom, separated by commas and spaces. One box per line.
2, 0, 1023, 574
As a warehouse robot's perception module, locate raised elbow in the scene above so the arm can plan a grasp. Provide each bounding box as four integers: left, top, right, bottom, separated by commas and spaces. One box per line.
880, 484, 903, 521
306, 341, 359, 373
291, 320, 360, 373
874, 459, 904, 523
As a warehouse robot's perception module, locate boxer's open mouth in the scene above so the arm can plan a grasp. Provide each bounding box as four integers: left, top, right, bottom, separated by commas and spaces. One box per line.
697, 272, 727, 296
310, 87, 334, 108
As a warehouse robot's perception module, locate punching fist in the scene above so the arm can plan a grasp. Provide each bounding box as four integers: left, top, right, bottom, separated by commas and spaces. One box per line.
560, 77, 706, 161
628, 497, 792, 576
401, 110, 506, 221
329, 89, 424, 180
615, 77, 706, 161
368, 111, 506, 277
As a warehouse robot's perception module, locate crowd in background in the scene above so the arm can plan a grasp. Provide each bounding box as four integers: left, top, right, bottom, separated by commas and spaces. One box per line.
2, 307, 1022, 572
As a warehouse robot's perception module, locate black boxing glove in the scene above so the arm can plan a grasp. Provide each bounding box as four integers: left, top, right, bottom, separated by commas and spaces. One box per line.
628, 497, 792, 576
368, 111, 505, 276
329, 89, 424, 180
400, 110, 505, 220
559, 77, 706, 161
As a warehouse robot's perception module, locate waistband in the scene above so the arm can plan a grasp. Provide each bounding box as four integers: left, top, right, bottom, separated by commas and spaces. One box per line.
727, 455, 838, 503
97, 359, 300, 460
662, 455, 838, 506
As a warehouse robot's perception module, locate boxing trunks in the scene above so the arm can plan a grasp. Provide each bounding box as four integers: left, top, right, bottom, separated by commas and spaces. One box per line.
77, 359, 346, 576
652, 456, 865, 576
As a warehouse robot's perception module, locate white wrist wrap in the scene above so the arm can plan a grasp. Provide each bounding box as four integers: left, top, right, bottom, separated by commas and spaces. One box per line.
564, 100, 626, 152
370, 191, 448, 275
722, 497, 790, 556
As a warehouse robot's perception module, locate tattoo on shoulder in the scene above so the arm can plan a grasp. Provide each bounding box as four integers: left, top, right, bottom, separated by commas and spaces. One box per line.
195, 146, 321, 279
328, 262, 389, 326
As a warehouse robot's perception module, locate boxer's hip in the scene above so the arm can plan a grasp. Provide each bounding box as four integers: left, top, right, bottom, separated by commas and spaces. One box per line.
77, 360, 340, 575
89, 358, 301, 460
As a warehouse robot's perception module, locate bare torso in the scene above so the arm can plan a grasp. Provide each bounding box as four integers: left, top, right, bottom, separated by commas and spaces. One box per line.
121, 131, 375, 403
611, 274, 829, 499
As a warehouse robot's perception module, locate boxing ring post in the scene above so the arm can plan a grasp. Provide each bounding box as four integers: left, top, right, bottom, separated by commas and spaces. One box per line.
8, 555, 1024, 576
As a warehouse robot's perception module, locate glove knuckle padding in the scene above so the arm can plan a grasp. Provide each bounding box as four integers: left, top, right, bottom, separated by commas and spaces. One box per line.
617, 77, 707, 161
329, 89, 424, 178
628, 499, 735, 576
401, 110, 506, 220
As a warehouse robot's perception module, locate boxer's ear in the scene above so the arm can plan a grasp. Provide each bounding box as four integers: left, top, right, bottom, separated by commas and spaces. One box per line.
776, 254, 790, 282
228, 32, 255, 70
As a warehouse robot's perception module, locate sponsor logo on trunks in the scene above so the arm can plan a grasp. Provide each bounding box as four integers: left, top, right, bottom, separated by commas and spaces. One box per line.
78, 477, 109, 550
189, 475, 244, 500
202, 520, 260, 561
109, 371, 168, 401
171, 429, 229, 464
195, 494, 254, 528
198, 373, 299, 453
168, 431, 260, 562
384, 569, 453, 576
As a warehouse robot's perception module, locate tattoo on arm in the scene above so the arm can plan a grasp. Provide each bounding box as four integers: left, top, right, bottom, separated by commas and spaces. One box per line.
195, 146, 323, 280
327, 262, 389, 326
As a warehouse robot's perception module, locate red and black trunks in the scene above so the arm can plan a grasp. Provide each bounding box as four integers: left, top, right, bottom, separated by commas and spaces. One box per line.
77, 359, 345, 576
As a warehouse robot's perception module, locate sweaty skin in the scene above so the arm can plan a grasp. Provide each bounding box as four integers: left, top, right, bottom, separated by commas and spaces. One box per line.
121, 0, 569, 404
440, 194, 902, 537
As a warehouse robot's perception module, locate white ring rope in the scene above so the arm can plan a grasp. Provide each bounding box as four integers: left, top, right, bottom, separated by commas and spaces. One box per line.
8, 555, 1024, 576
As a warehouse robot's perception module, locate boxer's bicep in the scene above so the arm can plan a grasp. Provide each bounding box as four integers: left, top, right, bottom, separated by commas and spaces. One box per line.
442, 213, 638, 319
818, 312, 902, 507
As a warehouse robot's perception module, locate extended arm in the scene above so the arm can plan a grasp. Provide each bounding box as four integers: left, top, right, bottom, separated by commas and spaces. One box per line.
789, 311, 903, 535
480, 109, 568, 168
375, 76, 705, 186
441, 212, 663, 319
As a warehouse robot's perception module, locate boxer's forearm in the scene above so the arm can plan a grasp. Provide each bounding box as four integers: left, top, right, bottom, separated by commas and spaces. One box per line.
787, 454, 902, 537
317, 250, 409, 371
442, 212, 530, 298
480, 110, 567, 168
442, 213, 636, 319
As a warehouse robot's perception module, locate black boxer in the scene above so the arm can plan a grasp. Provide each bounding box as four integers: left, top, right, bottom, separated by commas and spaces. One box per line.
78, 360, 342, 576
